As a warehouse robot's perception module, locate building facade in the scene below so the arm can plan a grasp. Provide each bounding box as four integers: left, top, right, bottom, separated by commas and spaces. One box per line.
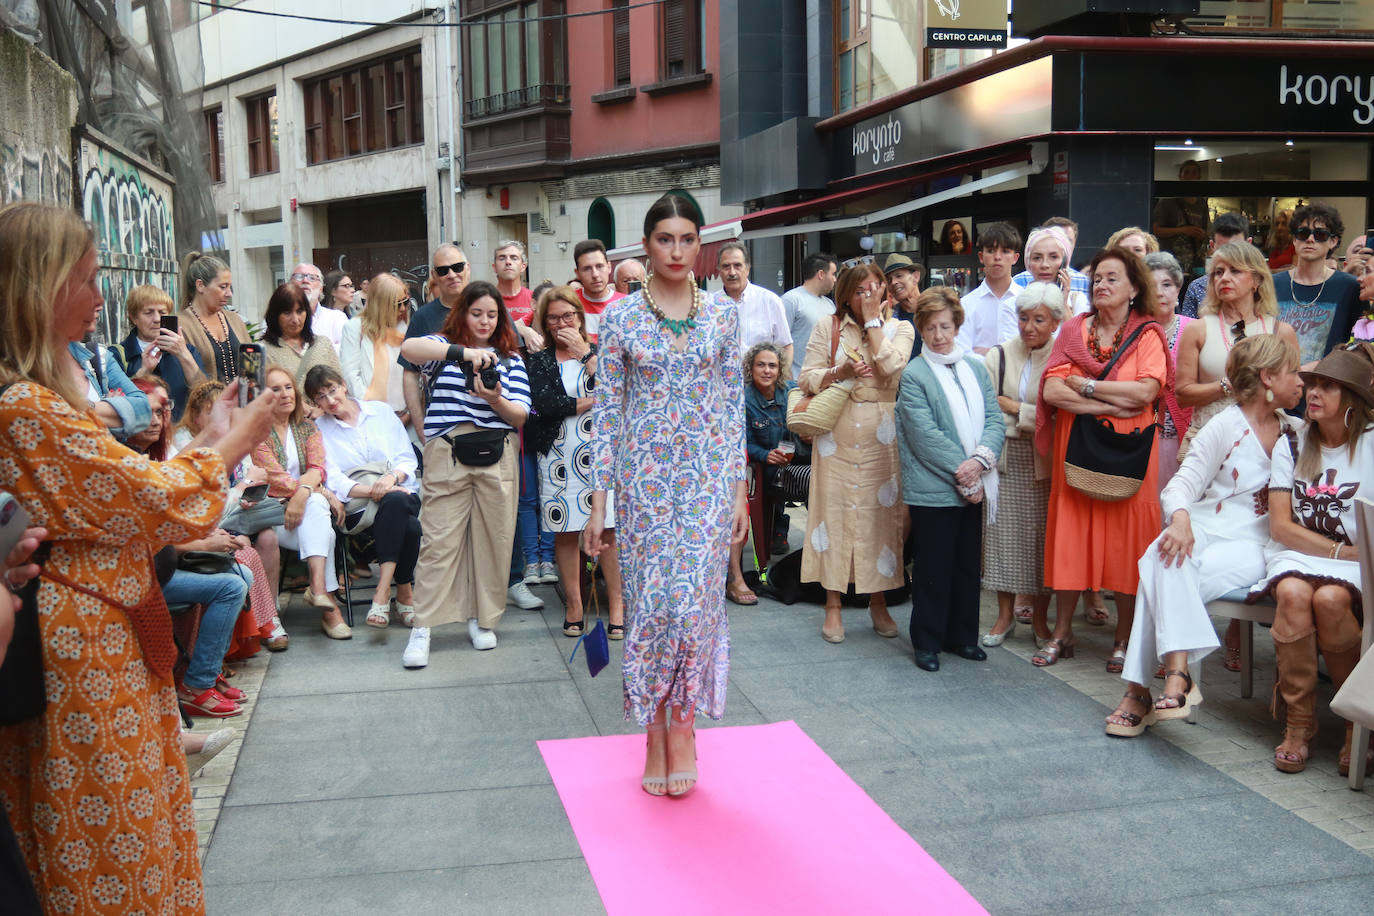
456, 0, 741, 287
720, 1, 1374, 293
167, 0, 453, 321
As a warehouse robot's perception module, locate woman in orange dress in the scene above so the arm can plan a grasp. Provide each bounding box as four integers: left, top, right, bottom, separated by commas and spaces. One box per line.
1035, 246, 1170, 676
0, 203, 274, 915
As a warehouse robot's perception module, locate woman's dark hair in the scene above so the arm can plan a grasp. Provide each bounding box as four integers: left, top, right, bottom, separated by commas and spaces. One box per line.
303, 364, 348, 403
263, 282, 315, 347
1088, 246, 1158, 318
180, 250, 228, 309
440, 280, 520, 357
939, 219, 968, 254
322, 270, 351, 308
642, 193, 704, 238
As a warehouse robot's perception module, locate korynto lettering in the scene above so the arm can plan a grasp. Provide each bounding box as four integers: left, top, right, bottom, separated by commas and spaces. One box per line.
1278, 64, 1374, 126
852, 116, 902, 166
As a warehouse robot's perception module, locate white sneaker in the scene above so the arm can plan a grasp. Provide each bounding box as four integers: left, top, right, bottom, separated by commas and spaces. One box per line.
507, 582, 544, 609
468, 618, 497, 650
539, 560, 560, 584
402, 627, 431, 668
522, 563, 542, 585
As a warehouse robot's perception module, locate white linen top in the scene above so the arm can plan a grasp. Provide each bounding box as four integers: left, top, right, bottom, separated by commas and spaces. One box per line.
316, 398, 420, 500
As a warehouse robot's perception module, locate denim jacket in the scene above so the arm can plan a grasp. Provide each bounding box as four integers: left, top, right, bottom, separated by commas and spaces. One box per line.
745, 381, 810, 464
70, 340, 151, 441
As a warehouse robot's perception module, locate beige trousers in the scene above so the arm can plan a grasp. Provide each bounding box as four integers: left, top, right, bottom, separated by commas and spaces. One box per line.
413, 425, 519, 630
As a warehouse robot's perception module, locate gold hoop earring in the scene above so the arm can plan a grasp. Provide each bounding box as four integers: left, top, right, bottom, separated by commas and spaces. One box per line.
1345, 407, 1354, 429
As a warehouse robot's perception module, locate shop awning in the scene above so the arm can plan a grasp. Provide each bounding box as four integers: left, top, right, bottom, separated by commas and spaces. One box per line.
742, 147, 1047, 241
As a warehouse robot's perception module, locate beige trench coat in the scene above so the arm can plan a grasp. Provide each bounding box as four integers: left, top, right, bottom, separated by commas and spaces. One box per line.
798, 312, 915, 593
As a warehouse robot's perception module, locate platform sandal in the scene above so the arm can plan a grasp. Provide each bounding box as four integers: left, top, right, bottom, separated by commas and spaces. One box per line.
1105, 688, 1157, 738
1031, 636, 1075, 667
1154, 669, 1201, 721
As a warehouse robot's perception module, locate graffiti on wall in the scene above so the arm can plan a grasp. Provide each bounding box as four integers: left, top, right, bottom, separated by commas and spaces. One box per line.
0, 141, 73, 206
76, 131, 177, 345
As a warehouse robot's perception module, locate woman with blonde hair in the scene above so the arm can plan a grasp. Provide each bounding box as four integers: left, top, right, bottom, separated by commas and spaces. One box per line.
1106, 226, 1160, 260
800, 261, 915, 643
341, 272, 415, 438
179, 250, 251, 384
0, 201, 275, 914
1108, 334, 1303, 736
121, 283, 206, 420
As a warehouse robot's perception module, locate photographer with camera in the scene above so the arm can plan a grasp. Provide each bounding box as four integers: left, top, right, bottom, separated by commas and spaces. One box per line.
398, 281, 531, 666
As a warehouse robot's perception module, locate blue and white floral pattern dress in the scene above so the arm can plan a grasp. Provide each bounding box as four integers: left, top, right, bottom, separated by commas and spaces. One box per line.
591, 289, 745, 725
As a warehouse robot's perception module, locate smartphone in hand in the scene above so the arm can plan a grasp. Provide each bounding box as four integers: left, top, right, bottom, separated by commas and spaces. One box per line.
0, 494, 31, 592
238, 344, 266, 407
160, 314, 179, 334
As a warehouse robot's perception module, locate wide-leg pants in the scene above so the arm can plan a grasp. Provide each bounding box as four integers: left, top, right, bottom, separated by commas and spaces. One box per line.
274, 491, 339, 592
1121, 526, 1264, 685
413, 427, 519, 630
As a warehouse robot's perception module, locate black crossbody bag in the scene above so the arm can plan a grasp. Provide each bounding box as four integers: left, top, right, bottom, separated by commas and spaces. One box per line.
1062, 324, 1158, 502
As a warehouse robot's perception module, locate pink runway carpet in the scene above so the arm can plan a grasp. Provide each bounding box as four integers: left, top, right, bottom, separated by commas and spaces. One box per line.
538, 720, 985, 915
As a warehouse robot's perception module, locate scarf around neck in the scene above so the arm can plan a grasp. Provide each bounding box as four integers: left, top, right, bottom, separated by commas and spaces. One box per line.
1033, 311, 1172, 455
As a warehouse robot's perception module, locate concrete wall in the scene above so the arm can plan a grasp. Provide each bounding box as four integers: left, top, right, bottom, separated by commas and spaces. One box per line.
0, 26, 77, 206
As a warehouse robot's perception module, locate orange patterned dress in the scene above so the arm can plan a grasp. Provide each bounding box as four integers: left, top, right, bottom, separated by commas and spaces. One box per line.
0, 382, 226, 915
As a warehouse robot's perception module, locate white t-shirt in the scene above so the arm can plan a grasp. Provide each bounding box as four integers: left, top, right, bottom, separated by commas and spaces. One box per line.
782, 286, 835, 381
1269, 424, 1374, 545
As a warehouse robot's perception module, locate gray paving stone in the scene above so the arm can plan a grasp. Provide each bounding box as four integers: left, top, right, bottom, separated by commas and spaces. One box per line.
225, 681, 595, 806
205, 858, 603, 916
203, 785, 579, 885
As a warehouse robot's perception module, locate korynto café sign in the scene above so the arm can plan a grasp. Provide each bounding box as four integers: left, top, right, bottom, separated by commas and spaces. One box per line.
926, 0, 1008, 49
1278, 64, 1374, 126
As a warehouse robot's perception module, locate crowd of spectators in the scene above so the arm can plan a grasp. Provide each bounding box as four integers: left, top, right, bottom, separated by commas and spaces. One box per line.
3, 192, 1374, 910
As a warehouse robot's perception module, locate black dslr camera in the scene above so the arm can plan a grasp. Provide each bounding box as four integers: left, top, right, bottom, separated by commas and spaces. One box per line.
464, 360, 500, 392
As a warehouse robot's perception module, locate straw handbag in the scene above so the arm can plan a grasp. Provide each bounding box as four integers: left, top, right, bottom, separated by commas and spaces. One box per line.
787, 318, 850, 438
1062, 324, 1157, 502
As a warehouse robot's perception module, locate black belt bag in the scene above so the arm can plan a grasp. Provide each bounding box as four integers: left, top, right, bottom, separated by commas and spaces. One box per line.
443, 429, 508, 467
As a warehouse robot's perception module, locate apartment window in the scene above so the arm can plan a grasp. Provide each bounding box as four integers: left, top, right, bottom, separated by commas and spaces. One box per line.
1185, 0, 1374, 32
612, 0, 631, 87
245, 92, 278, 177
463, 1, 569, 119
835, 0, 921, 112
204, 107, 224, 183
660, 0, 704, 78
303, 48, 423, 165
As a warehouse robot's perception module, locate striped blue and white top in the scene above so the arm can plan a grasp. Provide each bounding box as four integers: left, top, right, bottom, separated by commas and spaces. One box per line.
419, 335, 531, 440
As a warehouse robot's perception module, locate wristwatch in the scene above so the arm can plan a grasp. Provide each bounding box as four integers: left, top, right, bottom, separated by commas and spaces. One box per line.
1082, 379, 1096, 399
863, 317, 883, 330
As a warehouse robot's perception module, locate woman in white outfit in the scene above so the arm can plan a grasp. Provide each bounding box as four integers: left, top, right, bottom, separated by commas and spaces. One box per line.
1107, 334, 1304, 737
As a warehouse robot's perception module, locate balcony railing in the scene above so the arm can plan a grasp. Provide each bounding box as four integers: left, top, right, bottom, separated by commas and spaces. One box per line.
464, 82, 570, 120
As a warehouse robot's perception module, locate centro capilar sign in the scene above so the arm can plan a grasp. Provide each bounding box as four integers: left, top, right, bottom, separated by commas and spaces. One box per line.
926, 0, 1008, 49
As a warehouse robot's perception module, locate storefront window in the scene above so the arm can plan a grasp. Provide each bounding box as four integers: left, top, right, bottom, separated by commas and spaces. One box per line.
835, 0, 921, 111
1185, 1, 1374, 32
1154, 140, 1369, 182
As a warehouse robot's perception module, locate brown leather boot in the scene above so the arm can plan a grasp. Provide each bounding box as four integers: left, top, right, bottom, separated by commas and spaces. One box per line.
1324, 646, 1369, 777
1272, 633, 1319, 773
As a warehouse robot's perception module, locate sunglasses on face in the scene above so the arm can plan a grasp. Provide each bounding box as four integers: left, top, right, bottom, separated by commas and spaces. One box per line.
434, 262, 468, 277
1294, 227, 1332, 242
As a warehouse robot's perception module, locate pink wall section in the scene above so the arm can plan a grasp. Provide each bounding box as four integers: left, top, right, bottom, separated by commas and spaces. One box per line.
566, 0, 721, 160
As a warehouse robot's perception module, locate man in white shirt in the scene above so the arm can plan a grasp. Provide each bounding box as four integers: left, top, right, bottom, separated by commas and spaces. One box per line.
781, 251, 838, 381
719, 241, 792, 373
956, 223, 1024, 355
573, 239, 625, 341
293, 262, 347, 350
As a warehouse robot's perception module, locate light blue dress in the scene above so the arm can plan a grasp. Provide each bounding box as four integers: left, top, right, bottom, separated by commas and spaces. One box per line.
591, 290, 745, 725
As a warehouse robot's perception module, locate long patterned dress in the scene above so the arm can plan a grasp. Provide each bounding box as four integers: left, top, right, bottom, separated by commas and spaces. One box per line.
591, 290, 745, 726
0, 382, 227, 916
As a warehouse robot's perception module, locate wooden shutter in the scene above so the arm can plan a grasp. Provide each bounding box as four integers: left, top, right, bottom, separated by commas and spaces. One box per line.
663, 0, 686, 76
612, 0, 630, 86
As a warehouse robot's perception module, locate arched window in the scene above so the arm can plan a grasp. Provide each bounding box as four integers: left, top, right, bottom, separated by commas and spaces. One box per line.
587, 197, 615, 247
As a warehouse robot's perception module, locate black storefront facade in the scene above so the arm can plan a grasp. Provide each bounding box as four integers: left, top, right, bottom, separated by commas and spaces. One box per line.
722, 35, 1374, 294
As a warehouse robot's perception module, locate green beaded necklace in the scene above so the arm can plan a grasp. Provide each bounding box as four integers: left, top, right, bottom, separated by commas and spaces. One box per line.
641, 271, 701, 337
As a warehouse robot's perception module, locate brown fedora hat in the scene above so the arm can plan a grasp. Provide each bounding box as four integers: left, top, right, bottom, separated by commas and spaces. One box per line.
1299, 345, 1374, 406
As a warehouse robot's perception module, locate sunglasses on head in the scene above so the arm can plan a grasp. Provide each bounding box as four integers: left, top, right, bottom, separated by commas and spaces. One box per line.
1294, 227, 1332, 242
434, 262, 468, 277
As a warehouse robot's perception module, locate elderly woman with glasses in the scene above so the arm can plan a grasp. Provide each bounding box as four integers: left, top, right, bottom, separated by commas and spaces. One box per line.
1145, 251, 1195, 492
799, 262, 915, 644
526, 285, 625, 638
979, 282, 1063, 648
305, 364, 421, 630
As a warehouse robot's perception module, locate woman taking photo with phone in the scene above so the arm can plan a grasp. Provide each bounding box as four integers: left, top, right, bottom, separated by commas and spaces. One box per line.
180, 250, 250, 384
398, 280, 531, 666
0, 202, 276, 915
585, 193, 748, 798
121, 284, 206, 421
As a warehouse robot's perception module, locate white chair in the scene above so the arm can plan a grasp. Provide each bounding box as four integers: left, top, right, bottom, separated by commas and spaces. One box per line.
1347, 497, 1374, 791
